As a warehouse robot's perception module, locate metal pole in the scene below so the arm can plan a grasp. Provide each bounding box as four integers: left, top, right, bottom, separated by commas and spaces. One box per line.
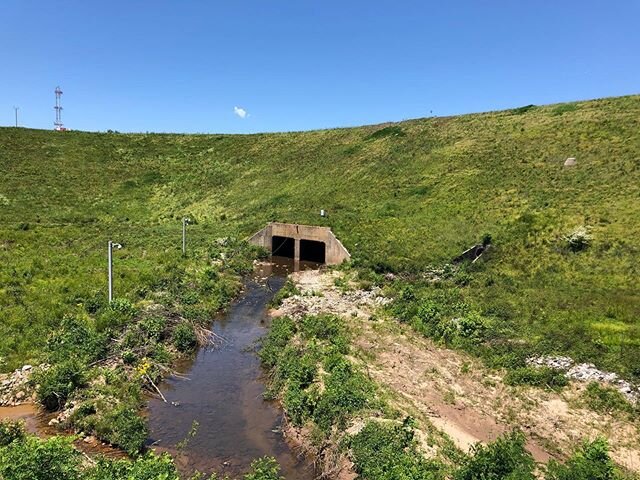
182, 218, 187, 256
14, 107, 18, 127
108, 241, 113, 303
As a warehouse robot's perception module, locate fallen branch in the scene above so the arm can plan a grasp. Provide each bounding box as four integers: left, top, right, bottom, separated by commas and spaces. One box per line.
145, 374, 167, 403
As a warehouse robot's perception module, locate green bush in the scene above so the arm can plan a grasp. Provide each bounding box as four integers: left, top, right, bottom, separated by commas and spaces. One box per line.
34, 360, 87, 411
0, 420, 26, 447
504, 367, 568, 390
243, 456, 284, 480
0, 435, 81, 480
313, 357, 376, 432
300, 314, 349, 353
581, 382, 635, 416
96, 406, 148, 456
173, 321, 197, 353
140, 316, 167, 342
545, 438, 620, 480
86, 452, 180, 480
96, 298, 138, 331
269, 279, 300, 308
454, 431, 535, 480
259, 317, 296, 368
46, 315, 107, 364
348, 418, 444, 480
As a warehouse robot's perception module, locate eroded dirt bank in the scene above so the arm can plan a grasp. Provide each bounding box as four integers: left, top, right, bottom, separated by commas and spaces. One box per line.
272, 269, 640, 473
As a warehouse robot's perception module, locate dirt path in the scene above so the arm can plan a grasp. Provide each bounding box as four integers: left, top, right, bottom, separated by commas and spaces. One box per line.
274, 269, 640, 472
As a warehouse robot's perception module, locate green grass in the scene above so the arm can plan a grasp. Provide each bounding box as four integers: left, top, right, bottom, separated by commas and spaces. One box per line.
1, 94, 639, 381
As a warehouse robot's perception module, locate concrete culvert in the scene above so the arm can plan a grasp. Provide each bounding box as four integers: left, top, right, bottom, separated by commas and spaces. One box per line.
249, 222, 351, 265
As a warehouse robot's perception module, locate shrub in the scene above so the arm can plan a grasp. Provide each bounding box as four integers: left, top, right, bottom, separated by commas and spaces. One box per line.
416, 300, 440, 324
0, 420, 26, 446
96, 406, 148, 456
259, 317, 296, 368
454, 431, 535, 480
390, 284, 419, 322
243, 456, 284, 480
504, 367, 568, 390
545, 438, 620, 480
512, 104, 537, 114
348, 418, 444, 480
35, 360, 87, 411
313, 357, 376, 432
581, 382, 635, 416
366, 125, 406, 140
269, 279, 300, 308
300, 314, 348, 346
96, 298, 138, 331
86, 453, 180, 480
433, 312, 488, 346
173, 321, 197, 353
0, 435, 81, 480
46, 316, 107, 364
140, 316, 167, 342
551, 104, 578, 116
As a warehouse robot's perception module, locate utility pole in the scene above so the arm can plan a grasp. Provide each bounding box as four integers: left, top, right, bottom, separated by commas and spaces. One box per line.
13, 107, 18, 127
108, 241, 123, 302
182, 218, 191, 257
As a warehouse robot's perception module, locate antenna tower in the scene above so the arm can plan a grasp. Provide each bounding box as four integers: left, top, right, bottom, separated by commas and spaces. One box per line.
54, 86, 64, 131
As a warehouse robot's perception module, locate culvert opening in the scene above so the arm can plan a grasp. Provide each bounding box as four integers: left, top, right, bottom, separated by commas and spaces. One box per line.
272, 236, 295, 258
300, 239, 326, 263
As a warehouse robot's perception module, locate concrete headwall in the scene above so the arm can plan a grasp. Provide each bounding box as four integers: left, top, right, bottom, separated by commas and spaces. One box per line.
248, 222, 351, 265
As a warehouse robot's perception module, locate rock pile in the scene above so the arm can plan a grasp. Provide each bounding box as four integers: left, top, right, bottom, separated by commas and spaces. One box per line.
528, 356, 639, 403
277, 281, 389, 321
0, 364, 43, 406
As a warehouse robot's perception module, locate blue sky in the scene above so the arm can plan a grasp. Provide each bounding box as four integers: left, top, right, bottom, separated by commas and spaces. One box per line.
1, 1, 638, 133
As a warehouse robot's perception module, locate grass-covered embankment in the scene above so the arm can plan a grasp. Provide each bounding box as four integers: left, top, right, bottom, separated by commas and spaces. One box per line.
2, 94, 639, 381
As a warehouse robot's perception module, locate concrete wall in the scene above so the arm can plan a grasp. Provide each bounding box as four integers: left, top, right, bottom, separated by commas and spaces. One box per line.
248, 222, 351, 265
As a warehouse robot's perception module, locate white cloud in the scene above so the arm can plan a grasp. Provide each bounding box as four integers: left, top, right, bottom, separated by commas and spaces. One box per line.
234, 106, 249, 119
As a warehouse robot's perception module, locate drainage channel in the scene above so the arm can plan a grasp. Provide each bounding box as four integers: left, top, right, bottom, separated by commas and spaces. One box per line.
147, 256, 318, 479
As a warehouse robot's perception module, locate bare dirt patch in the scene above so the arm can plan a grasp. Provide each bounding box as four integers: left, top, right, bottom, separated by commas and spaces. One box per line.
274, 269, 640, 472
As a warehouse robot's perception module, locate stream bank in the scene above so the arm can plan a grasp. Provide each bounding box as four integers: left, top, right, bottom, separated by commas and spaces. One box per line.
147, 257, 318, 479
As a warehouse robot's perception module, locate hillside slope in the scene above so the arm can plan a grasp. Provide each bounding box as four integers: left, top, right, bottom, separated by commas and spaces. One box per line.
1, 95, 639, 376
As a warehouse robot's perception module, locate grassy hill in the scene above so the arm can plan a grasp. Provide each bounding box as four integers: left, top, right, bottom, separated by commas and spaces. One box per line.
1, 94, 639, 377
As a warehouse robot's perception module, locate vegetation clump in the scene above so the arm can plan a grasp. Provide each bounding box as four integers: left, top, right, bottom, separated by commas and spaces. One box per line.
260, 314, 379, 436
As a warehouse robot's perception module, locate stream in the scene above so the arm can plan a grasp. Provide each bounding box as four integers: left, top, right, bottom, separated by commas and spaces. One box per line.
147, 257, 316, 479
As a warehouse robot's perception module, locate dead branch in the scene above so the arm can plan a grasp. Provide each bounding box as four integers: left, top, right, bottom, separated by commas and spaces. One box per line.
145, 374, 167, 403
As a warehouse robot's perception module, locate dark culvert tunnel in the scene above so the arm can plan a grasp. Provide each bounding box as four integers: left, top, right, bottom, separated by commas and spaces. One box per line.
300, 239, 326, 263
271, 236, 295, 258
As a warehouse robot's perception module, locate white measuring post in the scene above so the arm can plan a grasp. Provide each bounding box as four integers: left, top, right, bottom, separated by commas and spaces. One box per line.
108, 240, 122, 303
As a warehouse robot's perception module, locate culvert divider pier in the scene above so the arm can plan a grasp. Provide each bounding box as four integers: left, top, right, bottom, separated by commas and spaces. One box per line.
248, 222, 351, 265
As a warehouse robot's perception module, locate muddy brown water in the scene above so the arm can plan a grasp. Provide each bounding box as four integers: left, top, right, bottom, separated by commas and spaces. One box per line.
147, 257, 317, 479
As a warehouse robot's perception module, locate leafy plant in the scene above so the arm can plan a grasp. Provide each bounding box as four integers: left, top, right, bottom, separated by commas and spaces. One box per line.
348, 418, 444, 480
0, 420, 26, 447
243, 456, 284, 480
545, 438, 621, 480
581, 382, 635, 416
0, 435, 81, 480
504, 367, 568, 390
34, 360, 87, 411
173, 321, 197, 353
454, 431, 535, 480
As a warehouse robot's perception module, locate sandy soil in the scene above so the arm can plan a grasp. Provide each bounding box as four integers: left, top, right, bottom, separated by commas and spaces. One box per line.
273, 269, 640, 473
